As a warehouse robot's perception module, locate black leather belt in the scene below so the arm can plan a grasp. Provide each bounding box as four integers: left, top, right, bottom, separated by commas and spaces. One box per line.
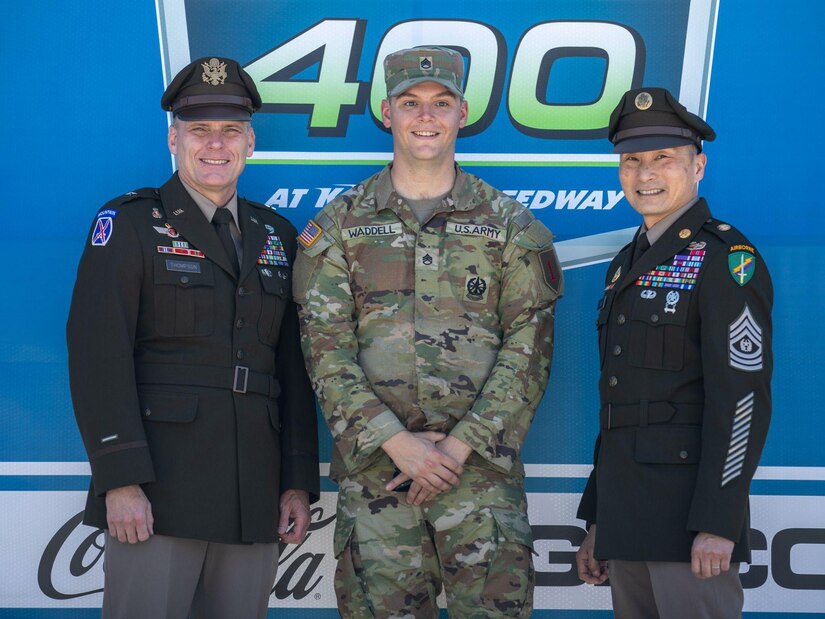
136, 363, 281, 399
600, 401, 702, 430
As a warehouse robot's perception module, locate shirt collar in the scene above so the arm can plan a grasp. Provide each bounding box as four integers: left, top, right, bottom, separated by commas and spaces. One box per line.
179, 179, 240, 229
643, 196, 700, 246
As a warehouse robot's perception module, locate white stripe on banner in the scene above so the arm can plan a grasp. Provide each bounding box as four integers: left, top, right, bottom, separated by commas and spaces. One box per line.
3, 462, 825, 481
248, 151, 620, 164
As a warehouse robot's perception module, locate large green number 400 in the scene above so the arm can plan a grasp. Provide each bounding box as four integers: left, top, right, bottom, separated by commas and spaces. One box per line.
244, 19, 368, 136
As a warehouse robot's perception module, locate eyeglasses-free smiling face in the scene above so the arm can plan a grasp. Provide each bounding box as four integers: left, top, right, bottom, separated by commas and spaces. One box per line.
168, 119, 255, 206
381, 81, 468, 169
618, 145, 706, 227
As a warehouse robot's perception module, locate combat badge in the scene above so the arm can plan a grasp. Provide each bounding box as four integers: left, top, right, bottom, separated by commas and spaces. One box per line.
466, 275, 488, 302
728, 251, 756, 286
664, 290, 680, 313
729, 304, 763, 371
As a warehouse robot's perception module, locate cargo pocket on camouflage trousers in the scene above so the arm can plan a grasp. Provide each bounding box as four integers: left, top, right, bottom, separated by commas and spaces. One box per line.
332, 508, 375, 618
475, 507, 535, 618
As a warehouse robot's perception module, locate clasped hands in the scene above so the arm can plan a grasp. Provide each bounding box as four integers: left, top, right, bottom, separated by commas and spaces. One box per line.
381, 430, 472, 505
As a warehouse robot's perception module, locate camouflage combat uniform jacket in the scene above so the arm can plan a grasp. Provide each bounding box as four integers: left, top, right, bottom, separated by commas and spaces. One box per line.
294, 165, 562, 482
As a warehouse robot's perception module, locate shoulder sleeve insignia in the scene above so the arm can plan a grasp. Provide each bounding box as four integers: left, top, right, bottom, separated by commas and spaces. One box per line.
538, 246, 563, 297
298, 220, 323, 249
728, 250, 756, 286
91, 210, 116, 247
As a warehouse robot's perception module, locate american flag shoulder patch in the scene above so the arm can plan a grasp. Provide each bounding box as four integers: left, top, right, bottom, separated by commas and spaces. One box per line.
298, 220, 322, 249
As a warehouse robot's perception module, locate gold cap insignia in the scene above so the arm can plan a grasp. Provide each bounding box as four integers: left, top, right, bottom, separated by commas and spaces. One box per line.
634, 92, 653, 110
678, 228, 691, 239
201, 58, 228, 86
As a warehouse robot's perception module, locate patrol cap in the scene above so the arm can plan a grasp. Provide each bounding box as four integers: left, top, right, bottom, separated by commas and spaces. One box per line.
384, 46, 465, 98
161, 57, 262, 121
608, 87, 715, 153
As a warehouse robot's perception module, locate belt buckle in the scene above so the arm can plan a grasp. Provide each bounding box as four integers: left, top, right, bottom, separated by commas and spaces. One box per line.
233, 366, 249, 394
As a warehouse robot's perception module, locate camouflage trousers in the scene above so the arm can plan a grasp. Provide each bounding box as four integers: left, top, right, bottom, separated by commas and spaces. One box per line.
333, 457, 535, 618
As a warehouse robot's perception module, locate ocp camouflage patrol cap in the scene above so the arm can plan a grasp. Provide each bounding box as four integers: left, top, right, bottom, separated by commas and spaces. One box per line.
161, 57, 262, 121
384, 46, 464, 98
608, 87, 715, 153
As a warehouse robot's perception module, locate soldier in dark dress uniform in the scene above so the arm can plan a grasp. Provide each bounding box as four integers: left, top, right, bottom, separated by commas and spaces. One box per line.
575, 87, 772, 619
67, 57, 319, 619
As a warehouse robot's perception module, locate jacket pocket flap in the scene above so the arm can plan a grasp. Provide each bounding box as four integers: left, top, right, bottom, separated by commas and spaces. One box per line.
635, 426, 701, 464
138, 389, 198, 423
259, 267, 291, 296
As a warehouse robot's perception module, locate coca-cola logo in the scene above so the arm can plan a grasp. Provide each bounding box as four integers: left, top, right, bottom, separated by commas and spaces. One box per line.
38, 507, 337, 601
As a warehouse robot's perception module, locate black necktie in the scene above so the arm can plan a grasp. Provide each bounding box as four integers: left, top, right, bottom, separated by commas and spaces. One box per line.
212, 208, 239, 277
632, 232, 651, 265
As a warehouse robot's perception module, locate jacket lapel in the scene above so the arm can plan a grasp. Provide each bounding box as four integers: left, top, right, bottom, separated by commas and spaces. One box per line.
159, 175, 237, 279
238, 199, 268, 282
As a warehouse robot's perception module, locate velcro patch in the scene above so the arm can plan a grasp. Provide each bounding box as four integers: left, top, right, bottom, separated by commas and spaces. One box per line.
298, 220, 322, 248
538, 247, 562, 296
447, 222, 503, 241
343, 223, 402, 239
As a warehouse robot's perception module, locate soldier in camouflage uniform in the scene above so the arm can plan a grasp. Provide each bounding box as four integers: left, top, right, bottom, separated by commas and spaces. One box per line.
293, 46, 563, 617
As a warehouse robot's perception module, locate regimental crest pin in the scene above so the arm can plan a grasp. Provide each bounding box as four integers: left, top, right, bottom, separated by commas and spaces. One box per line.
729, 304, 763, 371
201, 58, 227, 86
728, 251, 756, 286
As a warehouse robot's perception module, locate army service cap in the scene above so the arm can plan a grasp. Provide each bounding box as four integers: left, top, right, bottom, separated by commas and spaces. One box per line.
161, 57, 262, 121
608, 87, 716, 153
384, 46, 465, 98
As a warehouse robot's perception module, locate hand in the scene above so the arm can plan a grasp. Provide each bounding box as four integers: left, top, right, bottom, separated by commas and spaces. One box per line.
400, 436, 473, 506
105, 484, 154, 544
382, 431, 463, 496
691, 531, 735, 579
278, 489, 311, 544
576, 525, 609, 584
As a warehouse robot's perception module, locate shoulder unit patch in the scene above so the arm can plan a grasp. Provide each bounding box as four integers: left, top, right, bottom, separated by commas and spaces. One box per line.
728, 250, 756, 286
